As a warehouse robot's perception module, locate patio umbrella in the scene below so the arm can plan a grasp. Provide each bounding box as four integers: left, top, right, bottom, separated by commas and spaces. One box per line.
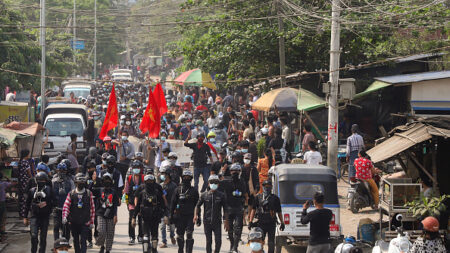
252, 87, 299, 112
174, 69, 217, 90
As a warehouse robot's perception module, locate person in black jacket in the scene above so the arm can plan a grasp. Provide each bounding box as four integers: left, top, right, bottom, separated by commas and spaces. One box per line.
51, 162, 74, 241
159, 166, 177, 248
170, 170, 199, 253
24, 172, 54, 253
132, 174, 167, 253
194, 175, 228, 253
82, 147, 102, 174
221, 163, 248, 253
184, 133, 213, 192
242, 153, 260, 221
93, 173, 119, 253
300, 192, 333, 253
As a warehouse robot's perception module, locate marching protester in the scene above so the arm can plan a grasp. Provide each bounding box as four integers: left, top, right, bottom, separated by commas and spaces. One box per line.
158, 165, 177, 248
248, 180, 284, 253
124, 160, 145, 244
194, 175, 229, 253
170, 170, 199, 253
62, 173, 96, 253
132, 174, 166, 253
184, 132, 213, 192
24, 172, 53, 253
52, 162, 74, 241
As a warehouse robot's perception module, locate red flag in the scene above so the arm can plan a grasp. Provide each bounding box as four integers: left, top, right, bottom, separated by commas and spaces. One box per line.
99, 83, 119, 140
153, 83, 168, 116
140, 87, 161, 138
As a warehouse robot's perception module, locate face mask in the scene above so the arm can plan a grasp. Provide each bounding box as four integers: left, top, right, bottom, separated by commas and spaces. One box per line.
182, 178, 191, 185
37, 181, 46, 188
57, 251, 68, 253
77, 184, 85, 191
228, 157, 233, 163
250, 242, 262, 251
145, 181, 155, 188
187, 122, 192, 126
232, 173, 239, 180
132, 168, 140, 174
198, 138, 204, 143
161, 136, 166, 142
184, 112, 188, 115
169, 131, 174, 136
244, 159, 251, 165
160, 175, 166, 181
102, 160, 107, 165
126, 121, 131, 126
210, 183, 218, 190
122, 136, 128, 141
169, 159, 176, 165
209, 138, 215, 143
120, 120, 124, 125
242, 149, 248, 153
103, 181, 113, 188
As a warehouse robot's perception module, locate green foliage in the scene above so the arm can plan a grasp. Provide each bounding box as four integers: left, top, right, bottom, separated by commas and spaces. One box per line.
406, 194, 449, 219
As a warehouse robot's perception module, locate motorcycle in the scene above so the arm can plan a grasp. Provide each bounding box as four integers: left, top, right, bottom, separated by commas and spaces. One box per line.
348, 178, 376, 213
372, 214, 412, 253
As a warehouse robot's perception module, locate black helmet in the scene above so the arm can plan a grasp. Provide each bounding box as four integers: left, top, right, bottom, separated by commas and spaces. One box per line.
248, 227, 264, 241
182, 170, 193, 178
61, 159, 72, 169
131, 160, 143, 168
106, 155, 116, 166
35, 171, 49, 183
230, 163, 242, 172
74, 173, 87, 184
262, 180, 272, 186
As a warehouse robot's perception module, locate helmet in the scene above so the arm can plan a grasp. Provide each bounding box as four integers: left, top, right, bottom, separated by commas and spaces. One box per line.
144, 174, 155, 181
230, 163, 242, 172
74, 173, 87, 183
231, 151, 241, 159
262, 180, 272, 186
120, 115, 126, 120
135, 152, 144, 158
101, 152, 109, 159
56, 162, 67, 171
422, 216, 439, 232
207, 131, 216, 138
248, 227, 264, 241
62, 159, 72, 169
243, 153, 252, 160
131, 160, 143, 168
102, 172, 113, 181
35, 171, 49, 182
106, 155, 116, 166
182, 170, 193, 178
36, 163, 48, 172
168, 152, 177, 159
208, 174, 220, 182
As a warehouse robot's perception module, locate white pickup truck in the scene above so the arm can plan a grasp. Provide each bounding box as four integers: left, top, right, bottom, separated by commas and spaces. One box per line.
43, 104, 87, 161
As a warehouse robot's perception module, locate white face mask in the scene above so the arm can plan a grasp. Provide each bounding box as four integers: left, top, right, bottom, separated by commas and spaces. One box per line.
244, 159, 251, 165
122, 136, 128, 141
210, 183, 218, 190
126, 121, 131, 126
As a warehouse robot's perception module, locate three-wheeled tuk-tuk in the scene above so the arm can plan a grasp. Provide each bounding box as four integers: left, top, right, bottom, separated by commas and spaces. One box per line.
272, 164, 342, 252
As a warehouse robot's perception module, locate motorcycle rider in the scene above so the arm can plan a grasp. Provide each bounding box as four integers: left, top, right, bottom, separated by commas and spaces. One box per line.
62, 173, 95, 253
124, 160, 145, 245
248, 180, 285, 253
159, 166, 177, 248
194, 174, 229, 253
221, 163, 248, 253
170, 170, 199, 253
52, 162, 74, 240
93, 173, 119, 253
24, 172, 54, 253
132, 174, 167, 253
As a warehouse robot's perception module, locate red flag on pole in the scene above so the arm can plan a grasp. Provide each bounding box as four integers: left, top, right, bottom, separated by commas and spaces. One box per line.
99, 83, 119, 140
153, 83, 168, 116
140, 87, 161, 138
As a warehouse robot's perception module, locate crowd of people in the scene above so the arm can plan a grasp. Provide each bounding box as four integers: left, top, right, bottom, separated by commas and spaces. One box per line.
3, 82, 446, 253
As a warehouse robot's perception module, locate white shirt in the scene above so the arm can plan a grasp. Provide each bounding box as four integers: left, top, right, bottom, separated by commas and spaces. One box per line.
304, 151, 322, 165
5, 93, 15, 101
207, 117, 219, 129
208, 96, 214, 106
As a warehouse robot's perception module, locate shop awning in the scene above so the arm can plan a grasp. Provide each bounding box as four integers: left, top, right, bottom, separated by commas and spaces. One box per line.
353, 81, 392, 99
367, 120, 450, 163
297, 88, 326, 112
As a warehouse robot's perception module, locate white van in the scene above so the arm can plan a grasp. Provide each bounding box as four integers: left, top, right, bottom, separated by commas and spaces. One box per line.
112, 69, 133, 83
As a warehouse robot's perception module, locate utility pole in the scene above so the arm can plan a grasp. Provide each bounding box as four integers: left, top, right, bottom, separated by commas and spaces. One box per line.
327, 0, 341, 170
277, 0, 286, 87
73, 0, 77, 66
93, 0, 97, 80
40, 0, 46, 121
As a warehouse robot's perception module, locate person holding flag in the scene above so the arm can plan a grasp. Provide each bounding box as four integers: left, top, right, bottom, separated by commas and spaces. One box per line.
99, 83, 119, 141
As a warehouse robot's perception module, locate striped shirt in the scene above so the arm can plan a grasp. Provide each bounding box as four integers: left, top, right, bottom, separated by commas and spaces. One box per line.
346, 133, 364, 155
62, 189, 95, 226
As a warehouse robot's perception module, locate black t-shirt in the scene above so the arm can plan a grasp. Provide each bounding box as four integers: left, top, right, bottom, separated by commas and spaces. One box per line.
300, 208, 333, 245
268, 137, 284, 150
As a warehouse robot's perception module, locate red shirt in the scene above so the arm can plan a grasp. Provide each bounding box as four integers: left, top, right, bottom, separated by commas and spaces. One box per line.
251, 110, 259, 121
354, 157, 373, 180
183, 102, 193, 113
196, 105, 208, 111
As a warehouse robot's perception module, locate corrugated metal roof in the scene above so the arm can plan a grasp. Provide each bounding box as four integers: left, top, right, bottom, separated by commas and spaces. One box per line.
374, 71, 450, 84
393, 52, 445, 63
367, 122, 450, 163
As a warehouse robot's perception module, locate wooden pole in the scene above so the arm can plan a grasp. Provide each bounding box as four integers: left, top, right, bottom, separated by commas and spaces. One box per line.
304, 111, 326, 142
431, 138, 439, 195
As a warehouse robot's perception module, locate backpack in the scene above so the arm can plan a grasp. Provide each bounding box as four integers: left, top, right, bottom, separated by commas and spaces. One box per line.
68, 189, 91, 225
